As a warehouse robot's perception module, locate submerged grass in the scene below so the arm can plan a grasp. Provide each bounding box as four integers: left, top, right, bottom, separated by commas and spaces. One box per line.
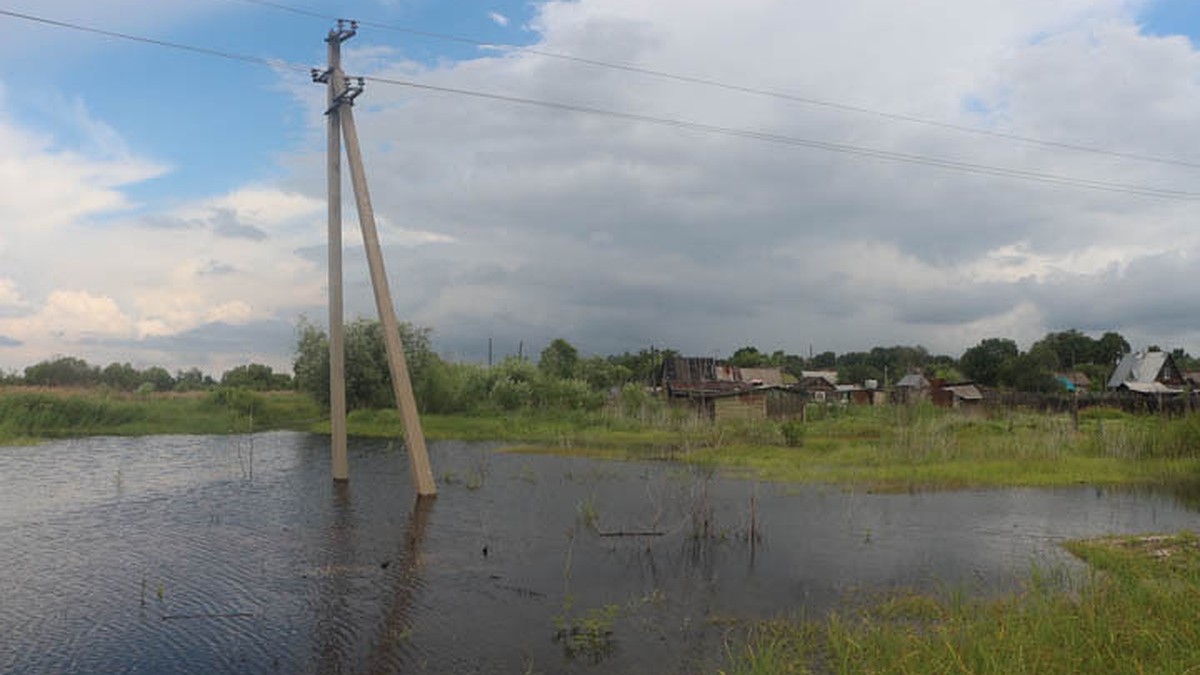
720, 531, 1200, 674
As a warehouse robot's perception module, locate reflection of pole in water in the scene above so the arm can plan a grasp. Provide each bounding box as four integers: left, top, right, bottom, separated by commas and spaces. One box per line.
314, 481, 355, 672
365, 496, 435, 672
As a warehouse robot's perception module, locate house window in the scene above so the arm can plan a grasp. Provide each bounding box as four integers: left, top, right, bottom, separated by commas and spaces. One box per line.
813, 391, 826, 402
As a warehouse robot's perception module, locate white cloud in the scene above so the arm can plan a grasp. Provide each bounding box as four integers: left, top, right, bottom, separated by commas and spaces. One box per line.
489, 11, 510, 27
1, 290, 135, 342
8, 0, 1200, 372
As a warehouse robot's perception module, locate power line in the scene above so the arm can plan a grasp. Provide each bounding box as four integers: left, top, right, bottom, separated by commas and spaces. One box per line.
0, 8, 309, 72
2, 7, 1197, 200
228, 0, 1200, 171
359, 73, 1200, 200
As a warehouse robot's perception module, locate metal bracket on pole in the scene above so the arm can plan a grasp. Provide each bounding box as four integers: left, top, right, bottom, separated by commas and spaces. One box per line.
334, 78, 364, 108
327, 19, 357, 44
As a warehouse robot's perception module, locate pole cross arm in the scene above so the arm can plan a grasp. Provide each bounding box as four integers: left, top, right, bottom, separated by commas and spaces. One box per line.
326, 19, 357, 44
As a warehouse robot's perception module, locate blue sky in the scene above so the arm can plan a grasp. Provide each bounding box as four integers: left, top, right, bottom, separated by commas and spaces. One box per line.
2, 0, 1200, 375
5, 0, 539, 204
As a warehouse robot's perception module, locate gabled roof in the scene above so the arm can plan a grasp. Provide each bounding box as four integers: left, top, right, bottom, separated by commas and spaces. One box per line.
739, 367, 785, 387
896, 373, 929, 389
1107, 351, 1177, 388
943, 384, 983, 401
801, 370, 837, 384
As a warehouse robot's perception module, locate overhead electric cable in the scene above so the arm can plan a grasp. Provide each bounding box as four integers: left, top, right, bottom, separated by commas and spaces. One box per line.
0, 8, 310, 72
358, 73, 1200, 200
2, 7, 1197, 200
228, 0, 1200, 170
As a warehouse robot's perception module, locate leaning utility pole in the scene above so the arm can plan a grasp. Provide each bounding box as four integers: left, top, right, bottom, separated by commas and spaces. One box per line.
314, 22, 437, 497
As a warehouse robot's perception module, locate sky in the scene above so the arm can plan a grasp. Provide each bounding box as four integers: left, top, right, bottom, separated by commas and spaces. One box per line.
1, 0, 1199, 376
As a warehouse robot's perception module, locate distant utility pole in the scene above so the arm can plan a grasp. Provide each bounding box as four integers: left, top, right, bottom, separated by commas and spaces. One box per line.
314, 22, 437, 497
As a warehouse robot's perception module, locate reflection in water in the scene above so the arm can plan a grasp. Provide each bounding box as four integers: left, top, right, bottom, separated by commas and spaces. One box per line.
367, 496, 434, 673
2, 433, 1199, 674
314, 481, 355, 673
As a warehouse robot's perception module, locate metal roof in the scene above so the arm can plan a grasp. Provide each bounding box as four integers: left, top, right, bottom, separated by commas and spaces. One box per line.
1122, 381, 1184, 395
943, 384, 983, 400
896, 373, 929, 388
1107, 351, 1170, 388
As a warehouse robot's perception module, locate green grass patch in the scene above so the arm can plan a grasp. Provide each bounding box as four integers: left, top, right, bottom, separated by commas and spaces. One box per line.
0, 387, 322, 443
720, 530, 1200, 674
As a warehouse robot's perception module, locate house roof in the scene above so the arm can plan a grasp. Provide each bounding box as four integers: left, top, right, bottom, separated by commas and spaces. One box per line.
1121, 381, 1184, 395
943, 384, 983, 400
896, 373, 929, 389
1107, 351, 1173, 388
739, 367, 786, 387
1056, 371, 1091, 387
801, 370, 837, 382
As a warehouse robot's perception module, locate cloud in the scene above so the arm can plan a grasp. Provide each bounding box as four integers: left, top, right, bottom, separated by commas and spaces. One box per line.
489, 11, 510, 27
210, 208, 268, 241
288, 0, 1200, 361
0, 336, 20, 347
7, 0, 1200, 372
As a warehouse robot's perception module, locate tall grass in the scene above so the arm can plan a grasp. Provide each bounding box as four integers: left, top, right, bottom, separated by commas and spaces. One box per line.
0, 387, 321, 442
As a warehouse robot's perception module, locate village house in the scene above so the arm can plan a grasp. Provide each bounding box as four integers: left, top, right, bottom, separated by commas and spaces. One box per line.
661, 356, 804, 421
892, 372, 931, 404
1106, 350, 1185, 394
930, 381, 984, 409
798, 370, 838, 402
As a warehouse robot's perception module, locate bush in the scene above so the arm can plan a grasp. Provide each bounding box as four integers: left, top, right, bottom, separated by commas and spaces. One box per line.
780, 420, 806, 447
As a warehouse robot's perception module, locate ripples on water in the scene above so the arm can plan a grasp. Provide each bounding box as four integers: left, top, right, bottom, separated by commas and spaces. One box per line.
1, 433, 1198, 673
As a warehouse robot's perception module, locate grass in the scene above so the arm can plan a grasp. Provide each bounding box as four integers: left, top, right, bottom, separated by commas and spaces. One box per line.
0, 386, 322, 443
719, 531, 1200, 674
483, 404, 1200, 492
7, 387, 1200, 494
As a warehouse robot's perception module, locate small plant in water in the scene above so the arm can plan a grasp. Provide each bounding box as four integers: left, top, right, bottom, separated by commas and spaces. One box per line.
577, 495, 600, 533
553, 598, 620, 662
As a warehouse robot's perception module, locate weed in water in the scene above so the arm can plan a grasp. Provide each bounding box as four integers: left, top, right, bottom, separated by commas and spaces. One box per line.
576, 496, 600, 533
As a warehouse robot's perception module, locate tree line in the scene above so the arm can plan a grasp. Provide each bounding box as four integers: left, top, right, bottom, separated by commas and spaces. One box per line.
2, 323, 1190, 411
1, 356, 290, 393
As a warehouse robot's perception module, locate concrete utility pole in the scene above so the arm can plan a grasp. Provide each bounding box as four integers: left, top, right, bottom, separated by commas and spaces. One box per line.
321, 22, 352, 482
315, 23, 437, 496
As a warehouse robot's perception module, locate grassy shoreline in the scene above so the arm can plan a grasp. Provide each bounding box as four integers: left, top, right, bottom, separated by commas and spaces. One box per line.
0, 386, 322, 440
4, 387, 1200, 492
720, 531, 1200, 674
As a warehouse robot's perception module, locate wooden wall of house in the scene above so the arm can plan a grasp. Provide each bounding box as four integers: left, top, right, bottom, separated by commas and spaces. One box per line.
766, 389, 806, 420
714, 393, 767, 422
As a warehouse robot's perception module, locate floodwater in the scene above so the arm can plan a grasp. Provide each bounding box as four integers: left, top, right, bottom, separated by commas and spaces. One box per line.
2, 433, 1198, 674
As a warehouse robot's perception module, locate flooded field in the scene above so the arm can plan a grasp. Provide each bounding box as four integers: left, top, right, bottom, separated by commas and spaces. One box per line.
2, 433, 1198, 673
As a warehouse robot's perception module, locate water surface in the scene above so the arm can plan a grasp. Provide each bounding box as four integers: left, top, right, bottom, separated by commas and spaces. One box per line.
1, 433, 1197, 673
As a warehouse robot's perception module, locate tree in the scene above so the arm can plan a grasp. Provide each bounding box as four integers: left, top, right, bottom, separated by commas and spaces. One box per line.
810, 351, 837, 369
729, 346, 766, 368
998, 353, 1059, 392
1094, 332, 1130, 366
960, 338, 1019, 386
140, 366, 175, 392
538, 338, 579, 380
24, 356, 100, 387
174, 368, 213, 392
221, 363, 283, 391
101, 362, 141, 391
293, 317, 442, 411
1031, 330, 1091, 369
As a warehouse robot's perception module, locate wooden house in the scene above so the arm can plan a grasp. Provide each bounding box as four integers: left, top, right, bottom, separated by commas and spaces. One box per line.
1107, 351, 1185, 394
